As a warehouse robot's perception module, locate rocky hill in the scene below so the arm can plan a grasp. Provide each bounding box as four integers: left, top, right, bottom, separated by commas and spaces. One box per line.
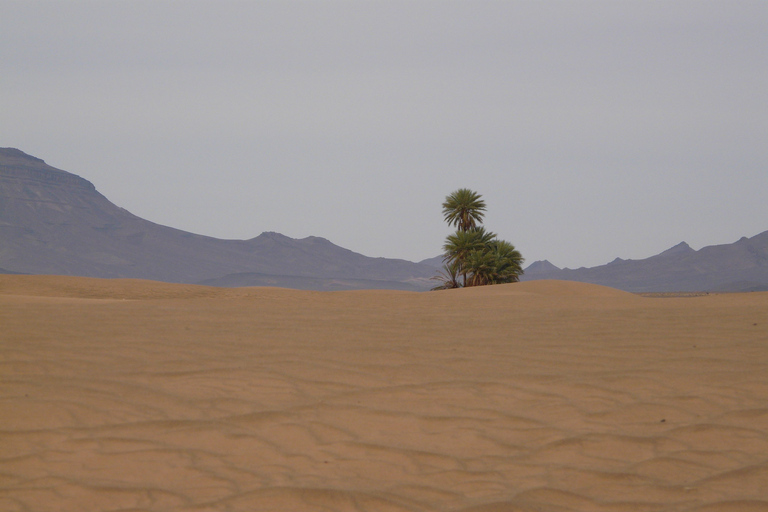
0, 148, 436, 290
521, 232, 768, 292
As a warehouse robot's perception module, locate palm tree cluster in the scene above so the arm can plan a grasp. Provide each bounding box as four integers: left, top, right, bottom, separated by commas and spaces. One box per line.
432, 189, 524, 290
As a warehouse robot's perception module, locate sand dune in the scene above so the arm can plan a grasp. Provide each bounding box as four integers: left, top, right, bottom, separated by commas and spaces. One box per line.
1, 275, 767, 511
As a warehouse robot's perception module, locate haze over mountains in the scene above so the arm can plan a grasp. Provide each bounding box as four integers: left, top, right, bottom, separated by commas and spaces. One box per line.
2, 147, 767, 292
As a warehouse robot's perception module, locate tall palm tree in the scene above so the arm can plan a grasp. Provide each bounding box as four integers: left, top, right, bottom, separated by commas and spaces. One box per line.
442, 189, 486, 232
433, 188, 524, 289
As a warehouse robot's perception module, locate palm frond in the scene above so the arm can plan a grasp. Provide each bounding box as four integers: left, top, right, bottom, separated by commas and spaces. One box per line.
442, 188, 486, 232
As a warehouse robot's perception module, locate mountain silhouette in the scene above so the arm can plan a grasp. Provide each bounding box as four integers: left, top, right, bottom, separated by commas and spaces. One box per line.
0, 148, 435, 290
3, 147, 766, 292
521, 232, 768, 292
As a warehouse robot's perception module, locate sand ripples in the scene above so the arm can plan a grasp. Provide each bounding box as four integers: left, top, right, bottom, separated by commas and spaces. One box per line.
2, 276, 767, 511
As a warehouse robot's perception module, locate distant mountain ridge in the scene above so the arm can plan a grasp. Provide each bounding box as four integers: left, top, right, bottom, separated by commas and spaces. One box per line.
3, 147, 766, 292
0, 148, 436, 290
521, 232, 768, 292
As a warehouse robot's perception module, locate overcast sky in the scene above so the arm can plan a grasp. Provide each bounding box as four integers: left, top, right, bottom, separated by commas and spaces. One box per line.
2, 1, 767, 268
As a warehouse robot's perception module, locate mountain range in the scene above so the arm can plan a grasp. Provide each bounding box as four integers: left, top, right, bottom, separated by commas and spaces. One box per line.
521, 231, 768, 293
0, 148, 436, 291
2, 147, 766, 292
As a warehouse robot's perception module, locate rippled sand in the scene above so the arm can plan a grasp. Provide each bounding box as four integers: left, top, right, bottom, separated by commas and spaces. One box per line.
2, 275, 767, 511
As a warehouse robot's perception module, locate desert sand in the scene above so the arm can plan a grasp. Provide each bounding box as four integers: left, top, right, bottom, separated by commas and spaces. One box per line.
1, 275, 767, 512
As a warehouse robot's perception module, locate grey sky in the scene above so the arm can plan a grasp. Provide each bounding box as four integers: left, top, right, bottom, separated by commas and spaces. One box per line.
2, 1, 767, 268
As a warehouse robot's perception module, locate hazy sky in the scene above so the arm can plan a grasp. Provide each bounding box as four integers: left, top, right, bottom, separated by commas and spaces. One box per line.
2, 1, 767, 268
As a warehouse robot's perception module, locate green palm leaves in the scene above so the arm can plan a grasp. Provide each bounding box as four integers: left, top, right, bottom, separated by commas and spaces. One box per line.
431, 259, 461, 290
443, 227, 497, 264
433, 189, 524, 290
442, 188, 486, 231
464, 239, 524, 286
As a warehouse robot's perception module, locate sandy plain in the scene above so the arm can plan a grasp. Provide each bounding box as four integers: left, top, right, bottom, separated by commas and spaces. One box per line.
1, 275, 767, 512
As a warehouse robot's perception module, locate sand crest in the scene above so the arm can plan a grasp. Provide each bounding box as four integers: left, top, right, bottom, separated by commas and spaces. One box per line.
1, 276, 767, 511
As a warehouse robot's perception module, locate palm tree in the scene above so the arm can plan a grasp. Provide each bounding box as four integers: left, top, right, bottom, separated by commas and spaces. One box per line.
430, 259, 461, 290
442, 188, 486, 232
433, 188, 524, 289
443, 227, 496, 286
464, 248, 497, 287
465, 240, 524, 286
491, 239, 524, 283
